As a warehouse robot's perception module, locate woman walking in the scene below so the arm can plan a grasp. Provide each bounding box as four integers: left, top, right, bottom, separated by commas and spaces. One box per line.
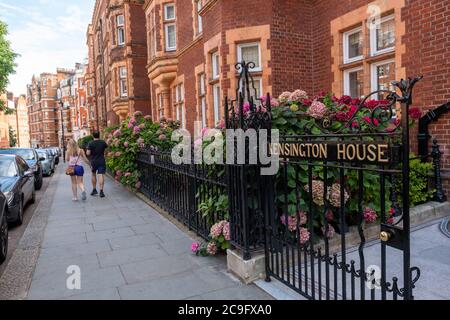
66, 139, 90, 201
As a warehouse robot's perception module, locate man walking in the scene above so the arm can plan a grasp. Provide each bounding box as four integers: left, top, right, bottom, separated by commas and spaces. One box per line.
86, 131, 108, 198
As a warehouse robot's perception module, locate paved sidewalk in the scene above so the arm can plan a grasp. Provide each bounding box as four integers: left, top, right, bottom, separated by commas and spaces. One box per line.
25, 165, 272, 300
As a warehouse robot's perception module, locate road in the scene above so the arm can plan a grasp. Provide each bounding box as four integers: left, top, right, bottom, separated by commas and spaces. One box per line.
0, 173, 53, 278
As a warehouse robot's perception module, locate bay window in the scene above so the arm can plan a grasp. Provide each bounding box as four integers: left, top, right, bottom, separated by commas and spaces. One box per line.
119, 66, 127, 97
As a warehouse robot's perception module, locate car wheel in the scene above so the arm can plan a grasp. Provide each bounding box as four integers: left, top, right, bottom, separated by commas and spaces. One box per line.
0, 212, 8, 264
15, 197, 24, 226
35, 172, 43, 190
30, 187, 36, 204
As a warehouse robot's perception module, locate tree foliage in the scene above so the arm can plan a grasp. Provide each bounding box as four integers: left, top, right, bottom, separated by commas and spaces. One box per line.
0, 20, 18, 111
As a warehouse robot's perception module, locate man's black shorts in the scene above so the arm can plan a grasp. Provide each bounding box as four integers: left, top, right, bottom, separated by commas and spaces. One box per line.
92, 163, 106, 174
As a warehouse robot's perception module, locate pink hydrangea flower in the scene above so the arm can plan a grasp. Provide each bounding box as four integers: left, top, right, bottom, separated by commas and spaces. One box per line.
207, 241, 218, 255
364, 207, 378, 223
116, 170, 122, 177
223, 221, 230, 241
210, 221, 224, 238
299, 227, 310, 244
124, 172, 131, 177
115, 151, 122, 157
307, 100, 328, 119
124, 141, 129, 148
144, 115, 152, 121
289, 89, 308, 102
158, 134, 166, 141
304, 180, 325, 206
128, 122, 134, 129
191, 242, 200, 253
133, 126, 141, 135
278, 91, 292, 103
139, 123, 146, 129
134, 111, 143, 117
216, 119, 226, 129
113, 129, 121, 137
327, 183, 350, 208
280, 211, 307, 232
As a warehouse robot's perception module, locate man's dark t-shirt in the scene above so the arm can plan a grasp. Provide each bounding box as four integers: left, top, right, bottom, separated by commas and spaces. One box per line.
87, 140, 108, 166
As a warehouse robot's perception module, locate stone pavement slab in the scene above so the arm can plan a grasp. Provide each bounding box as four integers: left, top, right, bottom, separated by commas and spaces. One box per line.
19, 165, 272, 300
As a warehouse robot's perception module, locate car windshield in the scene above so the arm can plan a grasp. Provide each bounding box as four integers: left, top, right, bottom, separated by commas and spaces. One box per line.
38, 151, 48, 159
0, 149, 35, 160
0, 159, 17, 177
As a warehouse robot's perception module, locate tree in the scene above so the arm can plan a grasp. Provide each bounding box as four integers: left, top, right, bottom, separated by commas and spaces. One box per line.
0, 20, 18, 111
9, 125, 17, 147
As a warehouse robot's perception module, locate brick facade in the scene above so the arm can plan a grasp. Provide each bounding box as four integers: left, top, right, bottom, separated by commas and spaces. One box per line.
89, 0, 151, 129
88, 0, 450, 184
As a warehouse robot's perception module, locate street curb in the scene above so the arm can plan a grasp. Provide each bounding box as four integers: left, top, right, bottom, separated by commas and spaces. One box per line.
0, 168, 59, 300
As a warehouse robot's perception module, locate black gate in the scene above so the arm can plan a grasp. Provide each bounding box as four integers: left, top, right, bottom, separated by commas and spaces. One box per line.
226, 62, 421, 300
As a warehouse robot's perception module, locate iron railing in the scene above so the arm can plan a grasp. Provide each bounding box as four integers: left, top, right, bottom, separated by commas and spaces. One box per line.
136, 147, 227, 240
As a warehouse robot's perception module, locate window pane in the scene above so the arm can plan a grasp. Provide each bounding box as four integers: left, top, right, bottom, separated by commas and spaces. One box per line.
201, 97, 206, 127
117, 15, 124, 26
165, 4, 175, 20
348, 31, 362, 59
376, 62, 395, 99
241, 45, 260, 68
166, 24, 176, 49
213, 85, 220, 123
377, 18, 395, 51
349, 70, 363, 98
212, 53, 219, 78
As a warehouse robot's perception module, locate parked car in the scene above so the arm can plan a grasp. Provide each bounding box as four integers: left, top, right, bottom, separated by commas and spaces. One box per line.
37, 149, 54, 176
0, 155, 35, 226
0, 148, 43, 190
47, 147, 59, 165
0, 190, 7, 264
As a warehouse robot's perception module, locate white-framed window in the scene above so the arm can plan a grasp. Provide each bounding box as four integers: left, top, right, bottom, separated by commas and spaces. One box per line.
165, 23, 176, 51
371, 59, 395, 99
199, 73, 206, 127
117, 15, 125, 46
237, 42, 261, 72
119, 66, 128, 97
213, 83, 221, 124
343, 27, 363, 64
196, 0, 203, 35
212, 51, 220, 79
343, 67, 364, 98
174, 84, 185, 128
370, 14, 395, 56
164, 3, 175, 21
158, 93, 164, 119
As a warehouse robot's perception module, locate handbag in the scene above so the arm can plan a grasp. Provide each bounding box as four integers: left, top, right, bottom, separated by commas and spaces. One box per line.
65, 153, 81, 176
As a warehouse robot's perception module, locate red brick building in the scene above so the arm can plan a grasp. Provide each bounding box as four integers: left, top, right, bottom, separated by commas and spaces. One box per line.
89, 0, 151, 128
27, 73, 60, 148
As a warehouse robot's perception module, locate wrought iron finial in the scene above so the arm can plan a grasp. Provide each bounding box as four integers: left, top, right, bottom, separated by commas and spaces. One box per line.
391, 76, 423, 103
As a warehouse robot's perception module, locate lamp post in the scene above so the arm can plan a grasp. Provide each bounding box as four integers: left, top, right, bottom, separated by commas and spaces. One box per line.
57, 88, 66, 163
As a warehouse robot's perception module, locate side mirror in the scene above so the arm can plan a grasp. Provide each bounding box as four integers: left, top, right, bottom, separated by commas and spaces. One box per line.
24, 170, 34, 177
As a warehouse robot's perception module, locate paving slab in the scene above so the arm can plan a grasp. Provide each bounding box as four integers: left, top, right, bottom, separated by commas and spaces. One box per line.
0, 165, 272, 300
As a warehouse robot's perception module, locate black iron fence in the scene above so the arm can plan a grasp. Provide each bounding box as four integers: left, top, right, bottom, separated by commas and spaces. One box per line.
136, 147, 228, 240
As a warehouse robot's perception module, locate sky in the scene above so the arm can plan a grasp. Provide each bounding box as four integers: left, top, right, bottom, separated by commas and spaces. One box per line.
0, 0, 95, 95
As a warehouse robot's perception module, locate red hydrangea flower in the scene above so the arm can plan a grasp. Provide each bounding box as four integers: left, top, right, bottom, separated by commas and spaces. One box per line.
409, 107, 422, 120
